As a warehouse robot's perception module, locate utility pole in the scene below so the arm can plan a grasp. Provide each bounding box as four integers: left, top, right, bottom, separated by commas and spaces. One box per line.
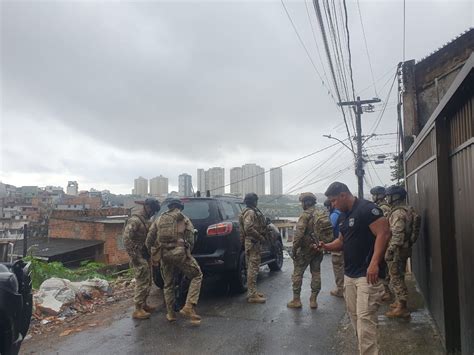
338, 96, 381, 199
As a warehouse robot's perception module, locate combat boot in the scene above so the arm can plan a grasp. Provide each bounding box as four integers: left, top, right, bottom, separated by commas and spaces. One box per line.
287, 293, 302, 308
180, 302, 202, 325
389, 301, 400, 309
132, 307, 151, 320
166, 311, 177, 322
143, 304, 157, 313
330, 288, 344, 298
248, 294, 267, 304
309, 293, 318, 309
386, 300, 410, 318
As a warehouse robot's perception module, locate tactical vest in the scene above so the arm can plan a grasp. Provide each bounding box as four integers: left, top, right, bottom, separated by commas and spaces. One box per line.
157, 210, 184, 244
312, 210, 334, 244
239, 207, 266, 238
389, 205, 421, 247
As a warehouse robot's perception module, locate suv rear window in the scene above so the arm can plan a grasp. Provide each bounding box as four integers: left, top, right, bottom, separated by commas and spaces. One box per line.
158, 200, 215, 221
182, 201, 211, 219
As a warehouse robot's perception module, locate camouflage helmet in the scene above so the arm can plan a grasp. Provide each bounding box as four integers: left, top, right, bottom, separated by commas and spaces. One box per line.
386, 185, 407, 198
370, 186, 386, 196
167, 198, 184, 210
299, 192, 317, 203
243, 193, 258, 206
143, 197, 161, 213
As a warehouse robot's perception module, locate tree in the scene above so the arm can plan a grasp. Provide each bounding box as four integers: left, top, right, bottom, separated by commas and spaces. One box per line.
390, 153, 405, 186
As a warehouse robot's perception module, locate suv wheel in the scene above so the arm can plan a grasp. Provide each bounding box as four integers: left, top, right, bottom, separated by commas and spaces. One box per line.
229, 251, 247, 294
268, 241, 283, 271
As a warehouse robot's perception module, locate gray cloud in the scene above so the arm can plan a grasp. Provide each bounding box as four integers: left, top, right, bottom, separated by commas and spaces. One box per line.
1, 0, 472, 193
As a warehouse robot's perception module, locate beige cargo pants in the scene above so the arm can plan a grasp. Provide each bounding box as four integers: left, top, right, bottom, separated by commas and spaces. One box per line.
331, 251, 344, 292
344, 276, 384, 355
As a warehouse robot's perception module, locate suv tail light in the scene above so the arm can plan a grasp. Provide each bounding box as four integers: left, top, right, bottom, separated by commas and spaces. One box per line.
207, 222, 233, 236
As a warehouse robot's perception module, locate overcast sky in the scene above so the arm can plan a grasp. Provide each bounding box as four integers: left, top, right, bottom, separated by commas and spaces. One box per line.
1, 0, 472, 195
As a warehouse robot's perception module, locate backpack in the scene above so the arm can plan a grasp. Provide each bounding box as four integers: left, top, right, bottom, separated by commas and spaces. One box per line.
312, 210, 334, 244
391, 205, 421, 247
157, 210, 184, 244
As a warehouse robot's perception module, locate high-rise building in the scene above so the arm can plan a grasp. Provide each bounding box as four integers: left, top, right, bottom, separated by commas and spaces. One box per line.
197, 169, 207, 194
150, 175, 168, 197
178, 173, 193, 197
230, 167, 243, 196
270, 167, 283, 195
242, 164, 265, 196
208, 167, 225, 195
196, 167, 224, 196
67, 181, 78, 196
134, 176, 148, 196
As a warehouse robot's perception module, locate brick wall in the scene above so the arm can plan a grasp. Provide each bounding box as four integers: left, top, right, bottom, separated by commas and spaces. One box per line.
49, 217, 129, 265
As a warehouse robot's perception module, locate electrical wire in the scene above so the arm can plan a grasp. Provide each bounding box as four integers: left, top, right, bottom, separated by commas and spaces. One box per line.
368, 70, 397, 134
356, 0, 378, 97
209, 141, 341, 192
280, 0, 335, 102
303, 0, 332, 96
312, 0, 355, 154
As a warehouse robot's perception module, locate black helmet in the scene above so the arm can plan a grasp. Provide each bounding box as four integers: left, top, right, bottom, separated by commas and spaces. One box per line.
144, 198, 161, 213
243, 193, 258, 206
370, 186, 386, 196
386, 185, 407, 198
167, 198, 184, 211
323, 199, 331, 209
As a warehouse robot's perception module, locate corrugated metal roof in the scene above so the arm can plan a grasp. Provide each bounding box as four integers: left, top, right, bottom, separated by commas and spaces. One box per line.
12, 236, 104, 259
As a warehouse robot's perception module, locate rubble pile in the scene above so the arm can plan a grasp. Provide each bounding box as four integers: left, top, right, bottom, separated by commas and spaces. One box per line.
28, 276, 134, 337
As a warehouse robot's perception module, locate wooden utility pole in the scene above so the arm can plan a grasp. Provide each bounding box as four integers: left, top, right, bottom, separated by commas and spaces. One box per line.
338, 96, 381, 199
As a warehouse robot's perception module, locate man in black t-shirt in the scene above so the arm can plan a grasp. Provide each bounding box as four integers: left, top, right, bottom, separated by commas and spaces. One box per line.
317, 182, 391, 355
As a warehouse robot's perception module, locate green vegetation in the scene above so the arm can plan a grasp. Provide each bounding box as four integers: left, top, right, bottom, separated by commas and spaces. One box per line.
24, 257, 111, 289
390, 154, 405, 186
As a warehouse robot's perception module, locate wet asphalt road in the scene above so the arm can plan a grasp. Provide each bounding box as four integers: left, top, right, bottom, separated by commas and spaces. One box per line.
26, 255, 346, 355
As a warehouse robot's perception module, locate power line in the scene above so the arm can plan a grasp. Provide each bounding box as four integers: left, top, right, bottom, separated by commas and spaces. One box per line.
209, 141, 341, 192
280, 0, 335, 102
342, 0, 356, 100
356, 0, 378, 97
356, 64, 398, 96
312, 0, 355, 154
368, 70, 397, 134
303, 0, 332, 96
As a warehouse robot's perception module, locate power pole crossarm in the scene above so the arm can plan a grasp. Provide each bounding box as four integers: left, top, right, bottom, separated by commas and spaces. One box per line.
337, 96, 380, 199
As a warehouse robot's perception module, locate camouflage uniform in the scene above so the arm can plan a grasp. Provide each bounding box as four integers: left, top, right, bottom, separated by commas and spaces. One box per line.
291, 206, 330, 297
386, 203, 413, 303
239, 207, 266, 298
377, 201, 391, 217
376, 200, 392, 296
148, 208, 202, 315
123, 209, 151, 309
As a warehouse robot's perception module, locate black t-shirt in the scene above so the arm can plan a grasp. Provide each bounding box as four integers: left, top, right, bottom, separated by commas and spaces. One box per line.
339, 198, 385, 278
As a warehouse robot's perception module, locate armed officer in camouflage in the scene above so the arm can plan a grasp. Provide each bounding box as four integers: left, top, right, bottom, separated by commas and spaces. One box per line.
123, 198, 161, 319
370, 186, 392, 301
370, 186, 391, 217
147, 198, 203, 325
385, 185, 419, 319
239, 193, 267, 304
287, 192, 333, 309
